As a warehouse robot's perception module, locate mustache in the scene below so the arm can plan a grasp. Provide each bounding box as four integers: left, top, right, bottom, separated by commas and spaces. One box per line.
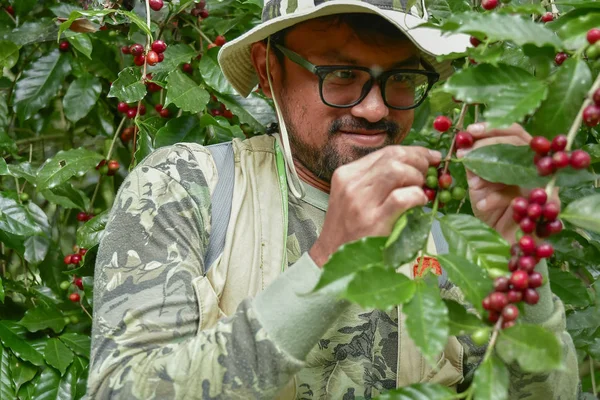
328, 118, 401, 137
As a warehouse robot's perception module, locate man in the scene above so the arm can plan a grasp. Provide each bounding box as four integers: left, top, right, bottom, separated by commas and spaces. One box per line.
87, 1, 579, 399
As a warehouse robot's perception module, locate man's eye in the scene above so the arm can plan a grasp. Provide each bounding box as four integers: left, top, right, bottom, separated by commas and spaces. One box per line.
332, 70, 356, 79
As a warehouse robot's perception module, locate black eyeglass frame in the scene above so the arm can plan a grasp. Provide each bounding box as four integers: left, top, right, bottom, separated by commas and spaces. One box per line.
272, 42, 440, 111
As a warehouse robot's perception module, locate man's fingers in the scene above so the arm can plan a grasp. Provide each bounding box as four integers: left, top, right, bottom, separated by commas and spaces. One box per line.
466, 122, 531, 142
379, 186, 429, 222
456, 135, 529, 159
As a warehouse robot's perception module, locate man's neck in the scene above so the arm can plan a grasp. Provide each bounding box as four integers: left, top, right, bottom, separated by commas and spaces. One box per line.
293, 158, 331, 194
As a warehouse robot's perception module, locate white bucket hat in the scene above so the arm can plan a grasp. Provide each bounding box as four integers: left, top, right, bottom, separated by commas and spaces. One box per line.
218, 0, 470, 199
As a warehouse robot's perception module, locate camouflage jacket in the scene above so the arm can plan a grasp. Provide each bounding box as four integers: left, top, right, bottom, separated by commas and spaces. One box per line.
87, 137, 580, 399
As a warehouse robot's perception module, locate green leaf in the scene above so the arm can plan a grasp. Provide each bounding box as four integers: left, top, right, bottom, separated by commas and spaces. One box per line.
56, 358, 79, 399
561, 194, 600, 234
549, 269, 591, 308
437, 12, 563, 49
0, 278, 3, 304
58, 334, 90, 359
217, 93, 274, 134
0, 195, 40, 237
427, 0, 471, 21
36, 148, 104, 191
24, 235, 50, 266
445, 300, 483, 336
472, 355, 509, 400
437, 254, 493, 314
0, 322, 45, 367
438, 214, 510, 271
0, 345, 15, 400
549, 231, 600, 267
384, 207, 433, 268
13, 50, 72, 121
63, 75, 102, 123
0, 41, 19, 70
342, 265, 416, 311
443, 64, 548, 128
44, 339, 73, 377
527, 58, 592, 137
550, 9, 600, 50
199, 47, 236, 95
18, 303, 66, 334
9, 357, 37, 393
31, 367, 60, 400
0, 93, 8, 132
313, 237, 388, 291
567, 306, 600, 340
377, 383, 455, 399
404, 278, 449, 366
41, 183, 89, 210
496, 324, 563, 373
203, 114, 245, 144
83, 275, 95, 307
7, 20, 58, 47
154, 116, 203, 148
461, 144, 597, 187
107, 67, 146, 104
134, 125, 155, 166
117, 10, 153, 37
76, 211, 108, 250
58, 9, 116, 37
67, 34, 92, 59
165, 70, 210, 114
7, 163, 37, 186
148, 44, 196, 73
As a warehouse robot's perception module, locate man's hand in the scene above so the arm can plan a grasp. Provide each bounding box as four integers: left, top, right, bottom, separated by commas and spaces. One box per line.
457, 123, 547, 242
309, 146, 442, 268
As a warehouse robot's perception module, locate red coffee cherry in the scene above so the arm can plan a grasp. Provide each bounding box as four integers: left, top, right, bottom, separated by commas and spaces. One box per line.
552, 151, 570, 169
583, 105, 600, 127
542, 202, 560, 221
508, 256, 519, 272
149, 0, 164, 11
551, 135, 567, 152
554, 52, 568, 65
511, 197, 529, 215
536, 157, 555, 176
456, 131, 474, 149
507, 290, 522, 303
64, 254, 73, 265
470, 36, 481, 47
548, 219, 563, 235
524, 288, 540, 305
130, 43, 144, 56
69, 293, 81, 303
519, 217, 535, 234
214, 35, 226, 46
570, 150, 591, 169
59, 41, 70, 52
71, 254, 82, 264
133, 54, 146, 66
536, 243, 554, 259
529, 272, 544, 288
488, 310, 500, 323
519, 235, 536, 254
502, 304, 519, 321
433, 116, 452, 132
502, 320, 516, 330
182, 63, 193, 74
527, 203, 543, 221
160, 108, 170, 118
199, 9, 209, 18
438, 173, 452, 189
510, 270, 529, 290
489, 292, 508, 312
541, 12, 554, 23
121, 45, 131, 55
151, 40, 167, 53
518, 256, 537, 273
530, 136, 551, 155
587, 28, 600, 45
146, 50, 159, 66
482, 296, 492, 311
127, 108, 137, 119
494, 277, 510, 292
528, 188, 547, 205
593, 88, 600, 105
481, 0, 498, 10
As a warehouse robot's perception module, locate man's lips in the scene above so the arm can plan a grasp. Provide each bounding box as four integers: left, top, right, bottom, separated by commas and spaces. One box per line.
339, 130, 387, 136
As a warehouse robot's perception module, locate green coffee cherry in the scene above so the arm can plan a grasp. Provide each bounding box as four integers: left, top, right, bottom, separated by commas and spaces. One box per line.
19, 193, 30, 202
439, 190, 452, 203
451, 186, 466, 201
586, 43, 600, 60
427, 166, 438, 177
471, 328, 491, 346
69, 315, 79, 324
60, 281, 71, 291
426, 175, 438, 189
64, 317, 71, 325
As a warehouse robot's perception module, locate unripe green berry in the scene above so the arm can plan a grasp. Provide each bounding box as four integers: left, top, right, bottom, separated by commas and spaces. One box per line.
586, 43, 600, 60
69, 315, 79, 324
426, 175, 438, 189
439, 190, 452, 203
99, 165, 109, 175
64, 317, 71, 325
19, 193, 30, 202
60, 281, 71, 290
471, 328, 490, 346
427, 167, 438, 177
451, 186, 466, 200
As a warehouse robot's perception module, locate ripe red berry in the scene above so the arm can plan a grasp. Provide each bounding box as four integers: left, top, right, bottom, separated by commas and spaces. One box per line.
117, 102, 129, 113
208, 43, 218, 50
127, 108, 137, 119
147, 82, 161, 92
197, 0, 207, 8
423, 187, 436, 202
138, 105, 147, 116
536, 222, 551, 238
73, 277, 84, 290
69, 293, 81, 303
482, 296, 492, 311
536, 243, 554, 258
528, 188, 547, 205
71, 254, 82, 264
494, 277, 510, 292
542, 202, 560, 221
519, 235, 536, 254
518, 256, 537, 272
527, 203, 542, 221
79, 248, 88, 256
6, 5, 14, 16
551, 134, 567, 152
160, 108, 170, 118
588, 28, 600, 45
519, 217, 535, 234
149, 0, 164, 11
214, 35, 226, 46
151, 40, 167, 53
530, 136, 551, 155
529, 272, 543, 288
107, 160, 120, 174
548, 219, 563, 235
158, 53, 164, 62
64, 255, 73, 265
502, 304, 519, 321
146, 50, 159, 66
155, 104, 163, 112
438, 173, 452, 189
583, 105, 600, 127
507, 290, 522, 303
502, 320, 516, 329
488, 310, 499, 323
470, 36, 481, 47
536, 157, 555, 176
223, 109, 234, 119
510, 244, 521, 257
524, 288, 540, 305
508, 256, 519, 272
130, 44, 144, 56
552, 151, 570, 169
182, 63, 193, 74
570, 150, 591, 169
134, 54, 146, 66
96, 159, 107, 170
554, 52, 568, 66
541, 12, 553, 22
433, 116, 452, 132
489, 292, 508, 312
481, 0, 498, 9
59, 41, 70, 52
77, 212, 88, 222
593, 88, 600, 105
455, 131, 474, 149
511, 197, 529, 215
199, 9, 209, 18
121, 45, 131, 55
510, 270, 529, 290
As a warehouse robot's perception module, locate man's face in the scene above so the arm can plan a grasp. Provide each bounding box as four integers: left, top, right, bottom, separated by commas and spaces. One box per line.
273, 18, 420, 181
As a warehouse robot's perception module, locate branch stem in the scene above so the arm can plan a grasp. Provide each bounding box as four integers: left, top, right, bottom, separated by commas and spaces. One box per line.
591, 357, 597, 396
442, 103, 470, 175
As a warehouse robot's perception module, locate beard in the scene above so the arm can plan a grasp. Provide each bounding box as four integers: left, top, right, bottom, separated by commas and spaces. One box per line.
280, 102, 403, 182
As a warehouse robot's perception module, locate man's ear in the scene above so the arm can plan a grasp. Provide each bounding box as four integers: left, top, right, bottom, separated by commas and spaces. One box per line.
250, 41, 281, 99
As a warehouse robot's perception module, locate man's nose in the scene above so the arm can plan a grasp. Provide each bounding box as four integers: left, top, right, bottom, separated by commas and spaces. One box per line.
350, 84, 389, 123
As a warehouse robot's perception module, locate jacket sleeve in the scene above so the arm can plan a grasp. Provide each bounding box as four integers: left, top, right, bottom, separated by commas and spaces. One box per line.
86, 145, 347, 399
459, 259, 580, 399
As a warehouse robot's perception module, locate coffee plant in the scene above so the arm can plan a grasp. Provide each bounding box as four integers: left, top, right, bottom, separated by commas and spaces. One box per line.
0, 0, 597, 399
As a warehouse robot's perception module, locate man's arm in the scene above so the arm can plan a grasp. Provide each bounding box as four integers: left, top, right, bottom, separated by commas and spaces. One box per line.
87, 144, 348, 399
459, 259, 580, 399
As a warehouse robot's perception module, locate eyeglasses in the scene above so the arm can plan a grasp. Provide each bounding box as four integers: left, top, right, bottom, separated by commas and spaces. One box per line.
273, 43, 440, 110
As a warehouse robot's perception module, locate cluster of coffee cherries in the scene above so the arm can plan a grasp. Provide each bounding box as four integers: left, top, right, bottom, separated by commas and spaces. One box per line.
432, 116, 474, 150
120, 126, 137, 142
583, 88, 600, 128
60, 275, 84, 304
190, 0, 209, 18
209, 95, 234, 119
76, 211, 94, 222
96, 159, 120, 176
585, 28, 600, 60
121, 40, 168, 67
422, 167, 466, 206
63, 247, 87, 270
531, 134, 591, 176
117, 101, 146, 119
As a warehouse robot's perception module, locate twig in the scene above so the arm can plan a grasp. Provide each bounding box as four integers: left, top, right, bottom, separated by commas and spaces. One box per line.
15, 134, 65, 145
106, 117, 126, 161
442, 103, 470, 175
591, 357, 597, 396
185, 22, 213, 44
80, 302, 93, 320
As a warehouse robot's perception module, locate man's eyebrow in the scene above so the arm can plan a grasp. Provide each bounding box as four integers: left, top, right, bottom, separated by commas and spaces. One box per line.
319, 50, 420, 68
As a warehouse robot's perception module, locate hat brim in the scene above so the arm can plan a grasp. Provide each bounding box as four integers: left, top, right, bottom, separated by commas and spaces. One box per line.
218, 0, 470, 98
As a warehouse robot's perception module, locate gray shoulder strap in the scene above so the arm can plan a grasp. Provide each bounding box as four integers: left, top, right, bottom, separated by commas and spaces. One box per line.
203, 142, 235, 275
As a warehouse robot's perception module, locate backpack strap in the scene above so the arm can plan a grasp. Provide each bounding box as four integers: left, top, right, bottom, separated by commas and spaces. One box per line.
203, 142, 235, 275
